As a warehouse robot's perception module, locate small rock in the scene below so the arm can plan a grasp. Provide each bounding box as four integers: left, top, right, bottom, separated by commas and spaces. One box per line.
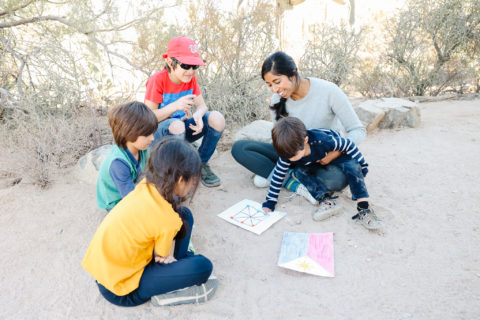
402, 312, 412, 318
377, 251, 383, 256
451, 189, 458, 193
57, 228, 63, 234
222, 236, 228, 242
162, 310, 170, 317
380, 281, 387, 287
295, 220, 302, 225
366, 258, 372, 262
475, 273, 480, 278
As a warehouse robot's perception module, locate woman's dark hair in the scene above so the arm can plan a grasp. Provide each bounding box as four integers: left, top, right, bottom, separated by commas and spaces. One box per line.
145, 137, 201, 238
108, 101, 158, 149
261, 51, 301, 120
272, 117, 307, 159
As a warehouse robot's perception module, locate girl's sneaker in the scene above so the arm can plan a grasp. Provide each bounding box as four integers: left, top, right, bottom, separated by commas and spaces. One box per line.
312, 197, 342, 221
352, 208, 383, 230
151, 276, 218, 306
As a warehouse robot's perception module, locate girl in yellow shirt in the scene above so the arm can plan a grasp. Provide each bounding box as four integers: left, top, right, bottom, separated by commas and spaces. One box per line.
82, 137, 218, 307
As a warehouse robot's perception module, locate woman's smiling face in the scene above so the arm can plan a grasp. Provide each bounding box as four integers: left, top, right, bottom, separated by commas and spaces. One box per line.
263, 72, 296, 99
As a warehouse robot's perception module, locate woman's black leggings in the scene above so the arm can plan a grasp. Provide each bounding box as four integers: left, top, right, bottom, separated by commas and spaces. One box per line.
231, 140, 278, 178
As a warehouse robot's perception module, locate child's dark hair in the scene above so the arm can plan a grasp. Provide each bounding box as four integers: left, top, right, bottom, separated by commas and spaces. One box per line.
164, 58, 179, 73
145, 137, 201, 238
272, 117, 307, 159
108, 101, 158, 149
261, 51, 301, 121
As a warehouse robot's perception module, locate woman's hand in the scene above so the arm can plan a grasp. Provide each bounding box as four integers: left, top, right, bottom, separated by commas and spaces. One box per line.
318, 151, 342, 165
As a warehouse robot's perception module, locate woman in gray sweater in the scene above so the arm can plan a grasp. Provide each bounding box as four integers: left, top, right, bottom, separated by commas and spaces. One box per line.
231, 51, 366, 220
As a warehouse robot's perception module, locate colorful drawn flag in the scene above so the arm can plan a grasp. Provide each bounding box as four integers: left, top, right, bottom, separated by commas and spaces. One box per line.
278, 232, 334, 277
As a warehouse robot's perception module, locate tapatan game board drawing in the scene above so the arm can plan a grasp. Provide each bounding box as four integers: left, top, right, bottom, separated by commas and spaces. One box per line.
217, 199, 286, 235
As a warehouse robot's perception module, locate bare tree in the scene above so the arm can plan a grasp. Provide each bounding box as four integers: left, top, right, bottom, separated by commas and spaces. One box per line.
384, 0, 480, 96
299, 23, 363, 87
0, 0, 176, 110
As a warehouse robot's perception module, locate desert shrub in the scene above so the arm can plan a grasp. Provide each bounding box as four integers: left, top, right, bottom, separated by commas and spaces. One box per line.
182, 0, 277, 124
299, 23, 363, 88
0, 0, 170, 186
353, 59, 391, 98
381, 0, 480, 96
0, 106, 109, 188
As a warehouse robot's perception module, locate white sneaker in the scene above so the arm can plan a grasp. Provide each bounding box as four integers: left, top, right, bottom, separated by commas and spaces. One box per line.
295, 184, 318, 205
353, 208, 383, 230
151, 276, 218, 306
312, 198, 342, 221
253, 175, 270, 188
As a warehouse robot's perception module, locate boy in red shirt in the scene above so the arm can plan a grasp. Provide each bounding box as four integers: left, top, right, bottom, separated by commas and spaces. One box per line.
145, 36, 225, 187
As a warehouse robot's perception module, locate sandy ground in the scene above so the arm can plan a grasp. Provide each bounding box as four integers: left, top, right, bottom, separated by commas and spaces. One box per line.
0, 99, 479, 320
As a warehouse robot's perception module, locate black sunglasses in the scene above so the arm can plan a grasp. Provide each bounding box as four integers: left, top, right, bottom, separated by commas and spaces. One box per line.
172, 58, 199, 70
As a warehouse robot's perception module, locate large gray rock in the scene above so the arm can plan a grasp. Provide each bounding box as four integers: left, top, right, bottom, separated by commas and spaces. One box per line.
356, 98, 421, 131
354, 103, 385, 133
234, 120, 273, 143
75, 145, 113, 185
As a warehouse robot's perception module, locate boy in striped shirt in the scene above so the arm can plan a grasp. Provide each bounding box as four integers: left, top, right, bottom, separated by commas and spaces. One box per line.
262, 117, 382, 230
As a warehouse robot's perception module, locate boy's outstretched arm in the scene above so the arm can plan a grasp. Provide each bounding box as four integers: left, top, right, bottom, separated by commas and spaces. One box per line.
262, 158, 290, 213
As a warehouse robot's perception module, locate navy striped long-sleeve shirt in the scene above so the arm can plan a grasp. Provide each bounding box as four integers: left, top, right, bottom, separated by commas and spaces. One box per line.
262, 129, 368, 211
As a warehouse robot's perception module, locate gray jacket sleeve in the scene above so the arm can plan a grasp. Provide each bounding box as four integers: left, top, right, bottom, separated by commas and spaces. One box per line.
328, 84, 366, 145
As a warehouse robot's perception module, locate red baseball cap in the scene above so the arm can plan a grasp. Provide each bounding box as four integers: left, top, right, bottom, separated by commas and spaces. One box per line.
162, 36, 206, 66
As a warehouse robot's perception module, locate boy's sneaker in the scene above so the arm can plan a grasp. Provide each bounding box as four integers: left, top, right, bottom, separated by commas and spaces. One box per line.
312, 197, 342, 221
151, 276, 218, 307
352, 208, 383, 230
201, 163, 220, 187
295, 184, 318, 205
253, 175, 270, 188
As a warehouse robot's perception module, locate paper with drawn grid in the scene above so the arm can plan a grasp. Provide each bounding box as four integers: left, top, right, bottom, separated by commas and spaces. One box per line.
217, 199, 286, 235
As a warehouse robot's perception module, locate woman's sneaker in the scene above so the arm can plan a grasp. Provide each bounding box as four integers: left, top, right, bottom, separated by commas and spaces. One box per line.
312, 197, 342, 221
352, 208, 383, 230
151, 276, 218, 306
295, 184, 318, 205
253, 175, 270, 188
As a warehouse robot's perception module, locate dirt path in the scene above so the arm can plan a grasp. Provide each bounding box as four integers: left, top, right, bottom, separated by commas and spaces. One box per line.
0, 99, 479, 319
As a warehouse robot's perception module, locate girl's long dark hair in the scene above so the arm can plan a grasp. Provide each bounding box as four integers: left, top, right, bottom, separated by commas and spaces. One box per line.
145, 137, 201, 238
261, 51, 301, 121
